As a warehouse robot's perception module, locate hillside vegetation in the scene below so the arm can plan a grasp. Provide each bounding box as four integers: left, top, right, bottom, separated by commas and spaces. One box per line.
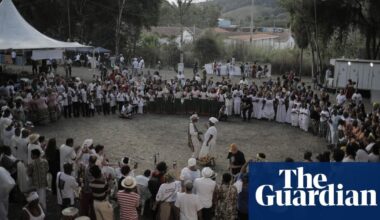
211, 0, 289, 27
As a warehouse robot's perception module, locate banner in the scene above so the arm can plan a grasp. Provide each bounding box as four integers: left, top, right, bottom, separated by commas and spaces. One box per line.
31, 49, 64, 60
249, 163, 380, 220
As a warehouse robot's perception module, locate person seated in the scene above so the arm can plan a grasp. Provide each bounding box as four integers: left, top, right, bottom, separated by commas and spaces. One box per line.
218, 105, 228, 121
120, 102, 133, 119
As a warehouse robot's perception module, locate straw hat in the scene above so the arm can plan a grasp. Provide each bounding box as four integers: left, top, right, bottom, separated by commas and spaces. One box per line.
121, 176, 137, 189
28, 133, 40, 144
229, 143, 238, 153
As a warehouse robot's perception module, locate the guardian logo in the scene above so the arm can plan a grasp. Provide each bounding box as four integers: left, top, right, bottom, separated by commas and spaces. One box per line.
255, 167, 378, 207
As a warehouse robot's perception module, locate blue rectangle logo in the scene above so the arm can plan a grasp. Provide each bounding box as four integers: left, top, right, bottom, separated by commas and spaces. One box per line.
249, 163, 380, 220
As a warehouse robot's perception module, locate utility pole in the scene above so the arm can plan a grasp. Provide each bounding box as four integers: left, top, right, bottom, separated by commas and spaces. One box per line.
67, 0, 71, 40
250, 0, 254, 44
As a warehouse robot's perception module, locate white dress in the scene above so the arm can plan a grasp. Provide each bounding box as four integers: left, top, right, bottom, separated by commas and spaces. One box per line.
137, 97, 144, 114
232, 90, 242, 115
225, 96, 233, 116
286, 100, 294, 124
189, 122, 201, 158
276, 97, 287, 123
291, 107, 299, 127
262, 99, 275, 120
199, 126, 217, 159
299, 108, 310, 131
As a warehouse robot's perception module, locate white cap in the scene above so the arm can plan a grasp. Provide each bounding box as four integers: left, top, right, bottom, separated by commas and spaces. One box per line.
209, 117, 218, 124
26, 192, 39, 202
202, 167, 214, 178
190, 114, 199, 121
82, 139, 93, 148
188, 158, 196, 167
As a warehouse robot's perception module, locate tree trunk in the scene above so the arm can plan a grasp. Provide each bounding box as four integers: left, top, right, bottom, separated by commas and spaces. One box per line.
179, 7, 184, 64
310, 44, 316, 80
299, 47, 303, 80
366, 28, 372, 59
115, 0, 126, 56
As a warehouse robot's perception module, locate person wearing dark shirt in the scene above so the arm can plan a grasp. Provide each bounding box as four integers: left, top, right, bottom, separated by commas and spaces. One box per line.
89, 165, 113, 220
241, 94, 253, 121
227, 144, 246, 176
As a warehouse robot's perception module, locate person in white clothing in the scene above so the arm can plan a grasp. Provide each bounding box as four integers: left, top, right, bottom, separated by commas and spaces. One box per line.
336, 90, 346, 106
22, 192, 45, 220
193, 167, 217, 220
156, 172, 182, 220
199, 117, 218, 160
175, 181, 203, 220
291, 104, 299, 127
56, 163, 79, 208
262, 95, 275, 120
188, 114, 202, 158
180, 158, 201, 185
224, 93, 233, 116
0, 167, 15, 220
59, 138, 76, 171
299, 103, 310, 132
275, 93, 287, 123
232, 88, 242, 116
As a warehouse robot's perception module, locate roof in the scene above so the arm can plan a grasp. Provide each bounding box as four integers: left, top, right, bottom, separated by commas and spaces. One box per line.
147, 26, 202, 38
0, 0, 88, 50
228, 33, 279, 42
212, 27, 230, 33
261, 30, 293, 42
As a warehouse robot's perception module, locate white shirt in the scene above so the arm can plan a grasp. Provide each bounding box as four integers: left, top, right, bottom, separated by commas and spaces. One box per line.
156, 181, 181, 202
336, 94, 346, 106
366, 142, 376, 152
355, 149, 369, 162
193, 177, 216, 208
135, 175, 149, 187
56, 172, 78, 205
180, 167, 200, 183
368, 153, 380, 162
133, 60, 139, 69
175, 192, 203, 220
342, 156, 355, 162
139, 59, 145, 69
203, 126, 217, 146
59, 145, 76, 171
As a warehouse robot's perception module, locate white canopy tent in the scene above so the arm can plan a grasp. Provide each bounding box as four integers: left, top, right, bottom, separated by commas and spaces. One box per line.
0, 0, 88, 50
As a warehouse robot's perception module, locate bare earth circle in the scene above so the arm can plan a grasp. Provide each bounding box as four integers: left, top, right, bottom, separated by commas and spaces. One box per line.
34, 114, 326, 175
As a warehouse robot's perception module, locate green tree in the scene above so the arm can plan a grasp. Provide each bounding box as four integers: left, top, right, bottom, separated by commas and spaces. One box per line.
194, 34, 221, 65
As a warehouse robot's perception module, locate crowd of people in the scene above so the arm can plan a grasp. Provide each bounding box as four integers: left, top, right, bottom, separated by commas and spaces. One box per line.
0, 56, 379, 220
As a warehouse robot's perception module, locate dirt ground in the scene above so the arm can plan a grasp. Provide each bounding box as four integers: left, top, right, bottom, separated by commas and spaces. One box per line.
5, 64, 328, 220
33, 113, 327, 176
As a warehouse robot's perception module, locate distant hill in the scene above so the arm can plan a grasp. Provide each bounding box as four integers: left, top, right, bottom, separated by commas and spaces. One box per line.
211, 0, 279, 13
208, 0, 289, 28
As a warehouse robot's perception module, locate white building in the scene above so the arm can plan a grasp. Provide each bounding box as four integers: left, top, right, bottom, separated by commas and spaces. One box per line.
146, 26, 201, 47
212, 27, 295, 50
